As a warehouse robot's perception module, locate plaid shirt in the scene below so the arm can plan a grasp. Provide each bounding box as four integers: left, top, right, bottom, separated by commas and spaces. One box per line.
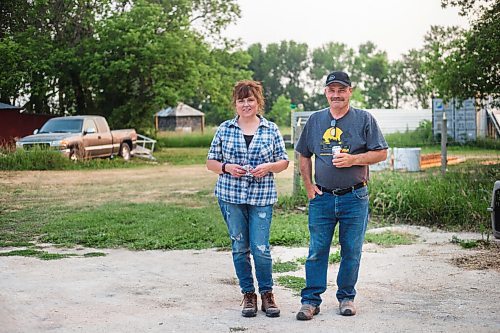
207, 116, 289, 206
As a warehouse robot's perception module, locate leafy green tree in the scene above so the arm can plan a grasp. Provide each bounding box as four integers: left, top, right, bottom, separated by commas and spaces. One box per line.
355, 42, 391, 108
400, 49, 431, 108
307, 42, 356, 110
266, 95, 291, 126
247, 41, 308, 113
0, 0, 248, 130
424, 0, 499, 102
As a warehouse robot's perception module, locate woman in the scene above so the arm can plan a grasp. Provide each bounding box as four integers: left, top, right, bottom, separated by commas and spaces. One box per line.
206, 80, 289, 318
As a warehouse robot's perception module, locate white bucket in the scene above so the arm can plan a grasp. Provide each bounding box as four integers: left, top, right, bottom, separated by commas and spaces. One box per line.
393, 148, 421, 172
370, 148, 392, 171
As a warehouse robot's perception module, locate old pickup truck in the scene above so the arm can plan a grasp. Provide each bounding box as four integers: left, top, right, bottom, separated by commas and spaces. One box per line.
16, 115, 137, 161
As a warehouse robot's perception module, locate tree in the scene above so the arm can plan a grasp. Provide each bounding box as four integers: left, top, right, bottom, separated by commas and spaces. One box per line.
266, 95, 291, 126
355, 42, 392, 108
424, 0, 500, 102
0, 0, 248, 130
247, 41, 308, 113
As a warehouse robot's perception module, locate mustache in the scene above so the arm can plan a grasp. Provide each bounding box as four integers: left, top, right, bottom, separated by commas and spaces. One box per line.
330, 97, 344, 102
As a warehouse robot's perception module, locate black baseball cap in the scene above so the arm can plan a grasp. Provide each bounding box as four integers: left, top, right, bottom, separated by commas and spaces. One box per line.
325, 71, 351, 87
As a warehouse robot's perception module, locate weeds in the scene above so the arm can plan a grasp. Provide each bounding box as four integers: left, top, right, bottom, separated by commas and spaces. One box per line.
365, 231, 417, 247
276, 275, 305, 293
273, 260, 300, 273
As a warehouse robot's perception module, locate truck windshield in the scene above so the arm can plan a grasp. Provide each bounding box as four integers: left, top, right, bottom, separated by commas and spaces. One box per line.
39, 119, 83, 134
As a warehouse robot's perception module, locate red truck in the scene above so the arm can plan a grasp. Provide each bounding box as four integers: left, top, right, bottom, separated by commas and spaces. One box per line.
16, 115, 137, 161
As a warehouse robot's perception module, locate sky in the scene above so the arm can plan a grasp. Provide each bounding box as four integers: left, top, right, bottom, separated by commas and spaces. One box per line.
222, 0, 470, 60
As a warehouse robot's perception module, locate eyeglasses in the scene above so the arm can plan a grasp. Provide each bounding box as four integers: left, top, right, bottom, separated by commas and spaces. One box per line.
331, 119, 337, 136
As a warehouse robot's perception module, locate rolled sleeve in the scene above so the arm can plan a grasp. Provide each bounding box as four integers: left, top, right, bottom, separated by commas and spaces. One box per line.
273, 127, 289, 162
207, 128, 223, 161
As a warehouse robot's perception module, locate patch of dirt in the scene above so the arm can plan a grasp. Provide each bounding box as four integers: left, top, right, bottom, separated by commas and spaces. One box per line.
450, 241, 500, 272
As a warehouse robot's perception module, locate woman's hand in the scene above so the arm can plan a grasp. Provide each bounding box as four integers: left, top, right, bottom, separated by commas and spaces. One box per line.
226, 163, 247, 177
250, 163, 272, 178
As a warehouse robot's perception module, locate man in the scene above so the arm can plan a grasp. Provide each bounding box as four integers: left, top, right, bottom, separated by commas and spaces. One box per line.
295, 71, 388, 320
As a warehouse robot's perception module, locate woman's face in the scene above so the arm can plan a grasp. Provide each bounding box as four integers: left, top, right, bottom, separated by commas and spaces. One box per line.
235, 94, 259, 119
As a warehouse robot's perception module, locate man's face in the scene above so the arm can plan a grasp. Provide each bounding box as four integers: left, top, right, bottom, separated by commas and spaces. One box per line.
324, 83, 352, 111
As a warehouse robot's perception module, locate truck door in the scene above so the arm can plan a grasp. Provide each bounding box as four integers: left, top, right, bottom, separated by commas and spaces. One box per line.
82, 119, 112, 157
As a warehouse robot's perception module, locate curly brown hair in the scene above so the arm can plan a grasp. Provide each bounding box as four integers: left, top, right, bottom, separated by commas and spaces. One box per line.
232, 80, 265, 114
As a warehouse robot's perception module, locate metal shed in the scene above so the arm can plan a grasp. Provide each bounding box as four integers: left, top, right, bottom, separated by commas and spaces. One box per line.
155, 103, 205, 133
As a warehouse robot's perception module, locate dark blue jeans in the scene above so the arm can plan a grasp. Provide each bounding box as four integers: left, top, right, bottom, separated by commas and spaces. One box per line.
218, 199, 274, 294
301, 186, 369, 306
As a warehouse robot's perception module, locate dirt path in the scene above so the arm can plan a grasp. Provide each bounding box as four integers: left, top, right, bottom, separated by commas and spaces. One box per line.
1, 226, 499, 333
1, 164, 499, 332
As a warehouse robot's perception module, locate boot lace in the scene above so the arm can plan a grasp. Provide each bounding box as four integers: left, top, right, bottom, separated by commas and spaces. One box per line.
240, 293, 256, 307
263, 292, 277, 308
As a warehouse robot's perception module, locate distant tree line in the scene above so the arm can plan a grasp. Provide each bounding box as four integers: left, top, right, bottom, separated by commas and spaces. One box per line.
0, 0, 497, 129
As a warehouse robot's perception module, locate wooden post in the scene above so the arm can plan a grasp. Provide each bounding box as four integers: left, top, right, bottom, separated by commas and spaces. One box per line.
441, 112, 447, 175
293, 121, 303, 196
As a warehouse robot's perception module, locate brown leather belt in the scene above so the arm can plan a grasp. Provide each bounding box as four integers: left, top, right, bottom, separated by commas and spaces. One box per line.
317, 181, 367, 196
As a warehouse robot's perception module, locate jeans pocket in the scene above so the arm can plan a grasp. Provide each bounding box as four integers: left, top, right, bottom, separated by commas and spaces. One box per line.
353, 186, 369, 200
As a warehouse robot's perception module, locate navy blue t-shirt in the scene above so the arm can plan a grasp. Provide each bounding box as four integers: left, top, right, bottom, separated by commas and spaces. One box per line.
295, 107, 388, 189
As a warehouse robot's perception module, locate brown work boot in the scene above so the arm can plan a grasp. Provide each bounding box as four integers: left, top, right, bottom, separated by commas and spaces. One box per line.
241, 292, 258, 317
339, 299, 356, 316
296, 303, 320, 320
261, 291, 280, 317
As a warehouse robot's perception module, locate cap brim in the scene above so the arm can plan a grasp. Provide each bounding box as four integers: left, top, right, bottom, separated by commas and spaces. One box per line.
325, 80, 351, 87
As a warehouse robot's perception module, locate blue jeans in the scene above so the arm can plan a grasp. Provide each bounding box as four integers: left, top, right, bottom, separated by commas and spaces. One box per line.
218, 199, 274, 294
301, 186, 369, 305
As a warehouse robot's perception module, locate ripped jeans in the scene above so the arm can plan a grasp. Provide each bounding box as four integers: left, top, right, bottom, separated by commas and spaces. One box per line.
218, 199, 274, 294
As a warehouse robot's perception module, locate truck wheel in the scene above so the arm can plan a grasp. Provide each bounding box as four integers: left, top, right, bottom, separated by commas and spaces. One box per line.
120, 143, 131, 161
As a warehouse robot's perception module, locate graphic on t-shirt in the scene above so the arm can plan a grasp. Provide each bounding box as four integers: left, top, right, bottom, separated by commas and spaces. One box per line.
322, 126, 343, 145
321, 126, 349, 156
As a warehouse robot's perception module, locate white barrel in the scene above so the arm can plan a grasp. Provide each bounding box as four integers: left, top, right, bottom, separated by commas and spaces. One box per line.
370, 147, 392, 171
393, 148, 421, 172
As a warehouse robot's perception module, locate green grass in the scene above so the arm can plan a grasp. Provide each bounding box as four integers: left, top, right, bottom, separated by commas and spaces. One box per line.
38, 202, 230, 250
273, 260, 300, 273
276, 275, 305, 293
156, 131, 215, 148
329, 250, 341, 264
364, 231, 417, 247
450, 235, 482, 249
369, 162, 498, 231
153, 148, 208, 165
0, 148, 153, 171
0, 249, 70, 260
83, 252, 107, 257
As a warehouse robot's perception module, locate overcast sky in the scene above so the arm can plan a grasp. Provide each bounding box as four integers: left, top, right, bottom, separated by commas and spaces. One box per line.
222, 0, 470, 60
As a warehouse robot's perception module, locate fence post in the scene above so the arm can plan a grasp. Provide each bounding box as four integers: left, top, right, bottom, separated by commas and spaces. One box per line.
441, 112, 447, 175
293, 123, 303, 195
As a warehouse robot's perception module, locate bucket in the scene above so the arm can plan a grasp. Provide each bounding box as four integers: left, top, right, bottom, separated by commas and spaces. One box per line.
393, 148, 421, 172
370, 148, 392, 171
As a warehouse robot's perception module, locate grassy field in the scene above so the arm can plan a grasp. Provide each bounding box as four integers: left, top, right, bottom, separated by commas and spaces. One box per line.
1, 133, 499, 252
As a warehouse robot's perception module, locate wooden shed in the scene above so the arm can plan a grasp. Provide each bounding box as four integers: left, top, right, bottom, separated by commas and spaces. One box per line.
155, 103, 205, 133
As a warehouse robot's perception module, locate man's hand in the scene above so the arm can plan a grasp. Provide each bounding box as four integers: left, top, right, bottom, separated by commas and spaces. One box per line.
305, 183, 323, 199
332, 152, 355, 168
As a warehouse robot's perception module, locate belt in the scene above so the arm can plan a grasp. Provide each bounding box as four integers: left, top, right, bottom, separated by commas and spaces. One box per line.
317, 181, 367, 196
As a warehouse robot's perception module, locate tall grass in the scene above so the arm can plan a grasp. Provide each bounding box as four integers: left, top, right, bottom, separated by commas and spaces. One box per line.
369, 162, 498, 231
156, 131, 215, 148
0, 149, 69, 170
275, 162, 498, 232
384, 120, 436, 147
0, 148, 146, 171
